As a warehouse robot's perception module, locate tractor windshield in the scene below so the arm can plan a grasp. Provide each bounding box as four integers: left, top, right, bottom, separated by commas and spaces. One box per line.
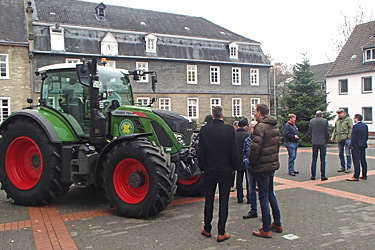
98, 67, 134, 106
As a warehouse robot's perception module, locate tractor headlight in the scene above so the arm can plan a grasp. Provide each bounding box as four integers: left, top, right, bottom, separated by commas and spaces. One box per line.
174, 133, 186, 146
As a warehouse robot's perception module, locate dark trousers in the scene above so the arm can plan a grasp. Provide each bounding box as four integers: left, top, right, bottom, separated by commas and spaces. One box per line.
203, 173, 233, 235
255, 171, 281, 232
311, 145, 327, 178
352, 147, 368, 179
236, 169, 250, 201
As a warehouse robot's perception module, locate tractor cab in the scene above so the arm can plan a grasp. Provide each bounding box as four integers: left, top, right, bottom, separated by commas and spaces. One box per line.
38, 63, 135, 137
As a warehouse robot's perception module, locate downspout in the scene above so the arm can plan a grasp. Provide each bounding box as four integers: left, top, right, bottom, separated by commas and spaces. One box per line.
25, 0, 34, 102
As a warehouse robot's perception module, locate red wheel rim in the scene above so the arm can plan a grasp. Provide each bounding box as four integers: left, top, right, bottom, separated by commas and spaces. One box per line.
178, 175, 200, 185
113, 158, 149, 204
5, 137, 43, 190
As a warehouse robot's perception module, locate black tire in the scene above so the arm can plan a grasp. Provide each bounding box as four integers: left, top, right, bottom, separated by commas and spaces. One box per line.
0, 119, 70, 205
177, 174, 204, 196
103, 139, 177, 218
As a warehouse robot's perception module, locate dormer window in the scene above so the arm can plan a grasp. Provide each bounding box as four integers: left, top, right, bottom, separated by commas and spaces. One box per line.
101, 32, 118, 56
145, 34, 157, 53
229, 42, 238, 59
95, 3, 106, 21
50, 26, 65, 51
365, 48, 375, 62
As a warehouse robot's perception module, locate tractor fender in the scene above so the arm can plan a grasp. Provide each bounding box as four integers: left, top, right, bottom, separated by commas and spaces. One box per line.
95, 133, 153, 174
0, 110, 60, 143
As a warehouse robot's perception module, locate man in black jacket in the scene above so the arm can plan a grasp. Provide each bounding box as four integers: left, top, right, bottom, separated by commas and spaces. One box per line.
235, 119, 250, 203
309, 110, 330, 181
198, 106, 238, 242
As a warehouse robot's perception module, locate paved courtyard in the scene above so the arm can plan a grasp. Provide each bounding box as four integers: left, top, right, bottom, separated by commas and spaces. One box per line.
1, 145, 375, 250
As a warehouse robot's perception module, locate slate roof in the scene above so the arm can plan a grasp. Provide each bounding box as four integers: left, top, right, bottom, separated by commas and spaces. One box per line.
0, 0, 28, 44
310, 62, 333, 82
326, 20, 375, 77
33, 0, 258, 44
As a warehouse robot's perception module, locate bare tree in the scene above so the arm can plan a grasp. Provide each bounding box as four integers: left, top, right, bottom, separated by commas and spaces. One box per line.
334, 6, 374, 53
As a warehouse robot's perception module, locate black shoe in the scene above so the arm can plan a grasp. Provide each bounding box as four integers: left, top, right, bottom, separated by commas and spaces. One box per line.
337, 168, 345, 172
311, 177, 315, 180
243, 212, 258, 219
237, 199, 243, 204
321, 177, 328, 181
247, 200, 251, 204
293, 171, 299, 174
289, 172, 296, 176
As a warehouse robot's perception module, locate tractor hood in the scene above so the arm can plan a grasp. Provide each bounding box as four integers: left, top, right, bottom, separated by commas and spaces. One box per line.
152, 109, 195, 145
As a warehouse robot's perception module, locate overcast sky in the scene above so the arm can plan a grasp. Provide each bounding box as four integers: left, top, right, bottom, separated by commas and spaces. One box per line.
85, 0, 374, 66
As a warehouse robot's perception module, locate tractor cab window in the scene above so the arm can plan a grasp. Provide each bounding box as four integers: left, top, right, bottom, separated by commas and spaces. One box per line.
98, 68, 134, 110
41, 70, 89, 137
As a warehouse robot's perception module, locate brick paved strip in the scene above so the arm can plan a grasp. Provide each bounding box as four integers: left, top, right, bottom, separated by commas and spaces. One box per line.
29, 206, 78, 250
62, 208, 116, 222
0, 220, 32, 232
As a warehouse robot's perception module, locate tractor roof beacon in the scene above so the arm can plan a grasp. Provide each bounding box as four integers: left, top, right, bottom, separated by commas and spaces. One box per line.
0, 58, 203, 218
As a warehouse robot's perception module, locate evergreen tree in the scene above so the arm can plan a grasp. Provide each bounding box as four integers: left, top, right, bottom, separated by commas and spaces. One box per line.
279, 57, 330, 146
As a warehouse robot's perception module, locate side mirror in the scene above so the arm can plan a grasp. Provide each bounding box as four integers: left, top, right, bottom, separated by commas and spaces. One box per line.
76, 63, 89, 86
151, 74, 157, 92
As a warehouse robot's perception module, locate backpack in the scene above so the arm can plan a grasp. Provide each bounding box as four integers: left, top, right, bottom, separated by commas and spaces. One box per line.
243, 135, 252, 170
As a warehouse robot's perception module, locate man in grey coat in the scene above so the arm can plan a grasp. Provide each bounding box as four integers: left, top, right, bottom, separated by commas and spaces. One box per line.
309, 111, 330, 181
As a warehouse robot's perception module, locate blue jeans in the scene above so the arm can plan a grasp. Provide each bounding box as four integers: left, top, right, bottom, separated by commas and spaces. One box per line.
338, 139, 351, 169
255, 172, 281, 232
245, 168, 257, 213
311, 145, 327, 178
285, 142, 298, 173
352, 147, 367, 179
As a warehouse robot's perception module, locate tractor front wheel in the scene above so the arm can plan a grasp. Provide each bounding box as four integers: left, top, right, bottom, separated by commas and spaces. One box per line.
103, 140, 177, 218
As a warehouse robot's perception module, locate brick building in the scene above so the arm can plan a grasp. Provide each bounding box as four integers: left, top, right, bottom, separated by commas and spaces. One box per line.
10, 0, 271, 124
0, 0, 32, 123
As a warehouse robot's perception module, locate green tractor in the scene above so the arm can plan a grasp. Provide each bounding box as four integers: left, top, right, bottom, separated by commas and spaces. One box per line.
0, 58, 203, 218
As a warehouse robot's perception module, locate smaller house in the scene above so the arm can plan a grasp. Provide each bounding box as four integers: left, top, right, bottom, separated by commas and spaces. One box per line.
326, 20, 375, 139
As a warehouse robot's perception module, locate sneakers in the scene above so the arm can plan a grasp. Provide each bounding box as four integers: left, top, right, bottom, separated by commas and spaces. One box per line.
289, 172, 296, 176
345, 169, 351, 173
243, 212, 258, 219
271, 223, 283, 233
253, 228, 272, 238
217, 233, 230, 242
201, 229, 211, 238
337, 168, 345, 172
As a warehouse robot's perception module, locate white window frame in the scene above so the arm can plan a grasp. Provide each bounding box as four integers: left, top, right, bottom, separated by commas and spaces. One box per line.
0, 97, 10, 123
365, 48, 375, 62
136, 62, 149, 82
210, 98, 221, 115
232, 98, 242, 117
0, 54, 9, 79
362, 76, 372, 93
137, 97, 150, 106
106, 60, 116, 68
145, 34, 157, 53
187, 98, 199, 119
159, 98, 171, 111
251, 98, 260, 117
229, 42, 239, 59
250, 68, 259, 86
187, 65, 197, 84
65, 58, 81, 64
210, 66, 220, 85
50, 27, 65, 51
339, 79, 348, 95
362, 107, 373, 123
232, 67, 241, 85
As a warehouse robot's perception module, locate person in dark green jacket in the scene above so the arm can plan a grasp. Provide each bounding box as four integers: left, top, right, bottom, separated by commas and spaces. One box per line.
331, 109, 353, 173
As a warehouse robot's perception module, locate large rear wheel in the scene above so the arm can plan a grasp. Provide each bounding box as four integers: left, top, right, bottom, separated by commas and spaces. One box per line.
103, 140, 177, 218
0, 119, 70, 205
